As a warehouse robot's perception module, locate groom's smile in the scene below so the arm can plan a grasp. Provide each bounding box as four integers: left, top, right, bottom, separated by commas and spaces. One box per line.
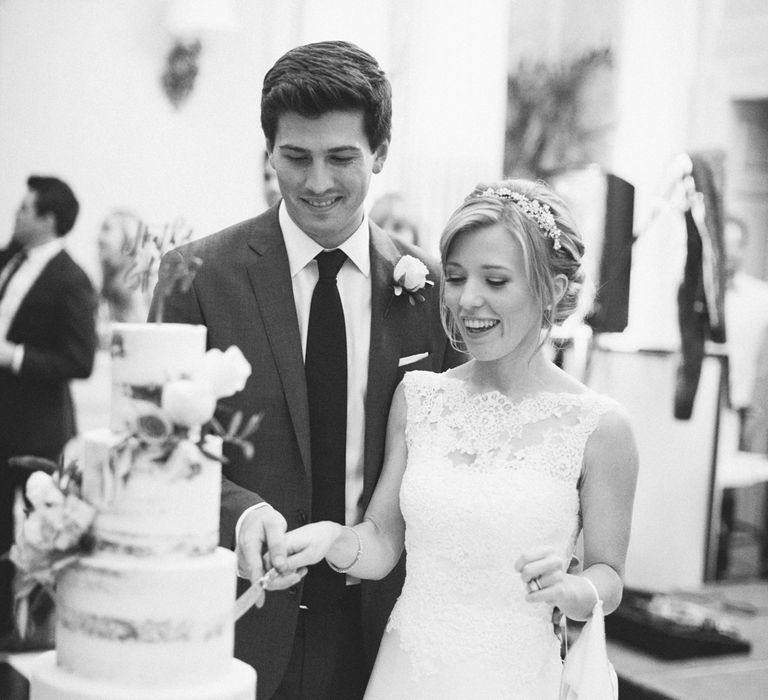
269, 109, 389, 249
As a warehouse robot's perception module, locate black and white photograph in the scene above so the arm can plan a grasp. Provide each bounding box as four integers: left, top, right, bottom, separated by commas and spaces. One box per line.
1, 1, 767, 698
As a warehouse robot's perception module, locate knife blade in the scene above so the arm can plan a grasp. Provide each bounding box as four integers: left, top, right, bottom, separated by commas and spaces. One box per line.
233, 567, 280, 621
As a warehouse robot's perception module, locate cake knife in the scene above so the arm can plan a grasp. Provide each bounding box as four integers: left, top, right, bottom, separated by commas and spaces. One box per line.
234, 567, 279, 621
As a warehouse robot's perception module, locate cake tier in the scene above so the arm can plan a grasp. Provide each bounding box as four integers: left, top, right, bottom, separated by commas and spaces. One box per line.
110, 322, 207, 432
31, 652, 256, 700
55, 548, 237, 687
82, 430, 222, 556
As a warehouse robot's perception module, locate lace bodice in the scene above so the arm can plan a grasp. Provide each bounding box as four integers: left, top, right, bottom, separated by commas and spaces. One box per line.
384, 370, 615, 693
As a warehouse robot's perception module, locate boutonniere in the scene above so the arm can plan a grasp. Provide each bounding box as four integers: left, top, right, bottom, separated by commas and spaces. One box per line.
385, 255, 434, 317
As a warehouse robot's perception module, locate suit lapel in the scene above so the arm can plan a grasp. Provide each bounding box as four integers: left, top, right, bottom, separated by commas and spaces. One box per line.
245, 217, 311, 473
7, 250, 65, 337
364, 225, 404, 497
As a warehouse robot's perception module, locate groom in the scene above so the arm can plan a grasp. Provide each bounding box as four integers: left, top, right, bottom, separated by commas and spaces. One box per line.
151, 41, 464, 700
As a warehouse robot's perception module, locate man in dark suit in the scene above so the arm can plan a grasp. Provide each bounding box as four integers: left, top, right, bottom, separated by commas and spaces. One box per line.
0, 175, 97, 638
152, 41, 464, 699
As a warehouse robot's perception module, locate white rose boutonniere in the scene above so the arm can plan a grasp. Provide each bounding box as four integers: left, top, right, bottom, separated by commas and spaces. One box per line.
387, 255, 434, 316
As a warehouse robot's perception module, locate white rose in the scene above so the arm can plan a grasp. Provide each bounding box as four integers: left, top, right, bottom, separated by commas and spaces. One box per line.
25, 505, 66, 552
393, 255, 430, 292
54, 495, 95, 551
65, 495, 95, 531
198, 346, 251, 399
161, 378, 217, 427
25, 471, 64, 510
21, 512, 49, 550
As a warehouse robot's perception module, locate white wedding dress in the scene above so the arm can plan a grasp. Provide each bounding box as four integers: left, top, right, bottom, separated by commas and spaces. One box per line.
364, 371, 615, 700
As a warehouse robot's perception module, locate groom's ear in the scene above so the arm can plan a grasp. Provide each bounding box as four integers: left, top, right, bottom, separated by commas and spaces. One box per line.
372, 140, 389, 174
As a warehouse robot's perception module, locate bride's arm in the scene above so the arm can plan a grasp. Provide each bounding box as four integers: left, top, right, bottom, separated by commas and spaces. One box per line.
578, 404, 639, 615
279, 383, 408, 581
516, 404, 639, 620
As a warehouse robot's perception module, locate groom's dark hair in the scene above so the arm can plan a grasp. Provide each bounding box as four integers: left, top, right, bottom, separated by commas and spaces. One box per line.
261, 40, 392, 151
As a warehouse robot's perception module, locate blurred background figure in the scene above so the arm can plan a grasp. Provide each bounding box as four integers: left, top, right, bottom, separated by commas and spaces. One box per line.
369, 192, 420, 247
97, 209, 150, 328
723, 214, 768, 453
673, 150, 728, 420
715, 214, 768, 579
0, 175, 97, 642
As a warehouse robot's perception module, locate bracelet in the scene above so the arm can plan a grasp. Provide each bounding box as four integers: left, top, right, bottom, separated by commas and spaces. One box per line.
327, 525, 362, 573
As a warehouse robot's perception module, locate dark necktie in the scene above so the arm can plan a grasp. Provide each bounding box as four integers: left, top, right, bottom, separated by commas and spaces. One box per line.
302, 249, 348, 610
0, 250, 27, 301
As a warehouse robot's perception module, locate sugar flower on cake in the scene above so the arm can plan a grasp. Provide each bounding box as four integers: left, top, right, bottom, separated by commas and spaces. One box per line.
117, 343, 259, 479
161, 378, 218, 428
199, 346, 252, 398
8, 459, 95, 601
160, 345, 251, 428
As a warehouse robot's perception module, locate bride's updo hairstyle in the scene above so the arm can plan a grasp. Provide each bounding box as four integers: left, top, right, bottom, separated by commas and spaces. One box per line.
439, 179, 586, 353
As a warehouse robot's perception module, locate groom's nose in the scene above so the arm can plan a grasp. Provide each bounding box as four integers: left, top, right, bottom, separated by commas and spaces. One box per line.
304, 161, 334, 193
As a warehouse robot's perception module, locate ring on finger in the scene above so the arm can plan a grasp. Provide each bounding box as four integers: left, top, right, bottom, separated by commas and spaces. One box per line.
527, 576, 542, 593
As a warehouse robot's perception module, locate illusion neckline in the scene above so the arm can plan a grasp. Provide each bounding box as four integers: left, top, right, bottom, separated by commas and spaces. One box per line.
434, 371, 595, 409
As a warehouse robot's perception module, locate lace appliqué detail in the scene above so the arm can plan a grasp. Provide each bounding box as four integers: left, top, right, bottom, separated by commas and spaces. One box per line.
386, 370, 615, 685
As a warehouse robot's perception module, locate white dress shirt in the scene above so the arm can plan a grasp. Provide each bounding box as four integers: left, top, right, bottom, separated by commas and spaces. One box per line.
279, 202, 372, 528
0, 238, 64, 372
236, 204, 372, 571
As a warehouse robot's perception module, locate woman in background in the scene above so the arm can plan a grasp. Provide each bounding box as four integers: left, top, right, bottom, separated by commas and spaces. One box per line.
97, 209, 148, 327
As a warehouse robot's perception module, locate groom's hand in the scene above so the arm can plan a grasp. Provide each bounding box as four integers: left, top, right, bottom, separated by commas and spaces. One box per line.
237, 505, 288, 608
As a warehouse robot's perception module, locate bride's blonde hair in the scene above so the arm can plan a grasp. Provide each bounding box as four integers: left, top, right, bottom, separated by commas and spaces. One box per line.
438, 179, 587, 353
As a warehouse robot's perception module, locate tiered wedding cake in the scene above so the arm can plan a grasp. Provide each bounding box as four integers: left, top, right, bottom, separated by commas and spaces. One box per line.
29, 323, 257, 700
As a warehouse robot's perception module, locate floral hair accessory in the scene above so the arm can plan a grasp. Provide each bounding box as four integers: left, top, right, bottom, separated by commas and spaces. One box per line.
386, 255, 433, 317
477, 187, 562, 250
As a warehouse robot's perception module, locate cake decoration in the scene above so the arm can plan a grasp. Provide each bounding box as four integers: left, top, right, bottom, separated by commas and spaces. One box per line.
8, 323, 258, 699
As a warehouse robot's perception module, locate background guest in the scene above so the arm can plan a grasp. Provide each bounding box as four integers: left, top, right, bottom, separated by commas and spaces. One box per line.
0, 175, 97, 641
723, 214, 768, 452
369, 192, 421, 247
97, 209, 149, 327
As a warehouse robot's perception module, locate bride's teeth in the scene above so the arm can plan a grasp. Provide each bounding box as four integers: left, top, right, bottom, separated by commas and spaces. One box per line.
463, 319, 497, 330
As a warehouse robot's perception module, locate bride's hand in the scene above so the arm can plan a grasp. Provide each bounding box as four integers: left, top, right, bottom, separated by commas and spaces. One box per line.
282, 521, 345, 571
515, 545, 596, 621
258, 522, 342, 592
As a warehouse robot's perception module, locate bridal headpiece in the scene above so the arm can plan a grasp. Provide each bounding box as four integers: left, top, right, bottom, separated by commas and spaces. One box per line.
476, 187, 562, 250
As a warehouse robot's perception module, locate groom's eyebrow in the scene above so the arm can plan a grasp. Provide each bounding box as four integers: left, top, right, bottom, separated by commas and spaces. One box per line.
278, 144, 363, 155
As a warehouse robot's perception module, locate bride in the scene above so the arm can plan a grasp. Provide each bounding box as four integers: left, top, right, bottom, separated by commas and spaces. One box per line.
273, 179, 639, 698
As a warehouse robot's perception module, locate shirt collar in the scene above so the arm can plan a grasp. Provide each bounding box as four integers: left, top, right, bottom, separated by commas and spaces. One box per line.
279, 201, 370, 278
25, 237, 64, 261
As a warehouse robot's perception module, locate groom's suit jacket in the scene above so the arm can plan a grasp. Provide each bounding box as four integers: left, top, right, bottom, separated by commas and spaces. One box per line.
156, 205, 464, 699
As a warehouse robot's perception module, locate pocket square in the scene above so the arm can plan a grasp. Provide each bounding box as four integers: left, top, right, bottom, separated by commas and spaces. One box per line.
398, 352, 429, 367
